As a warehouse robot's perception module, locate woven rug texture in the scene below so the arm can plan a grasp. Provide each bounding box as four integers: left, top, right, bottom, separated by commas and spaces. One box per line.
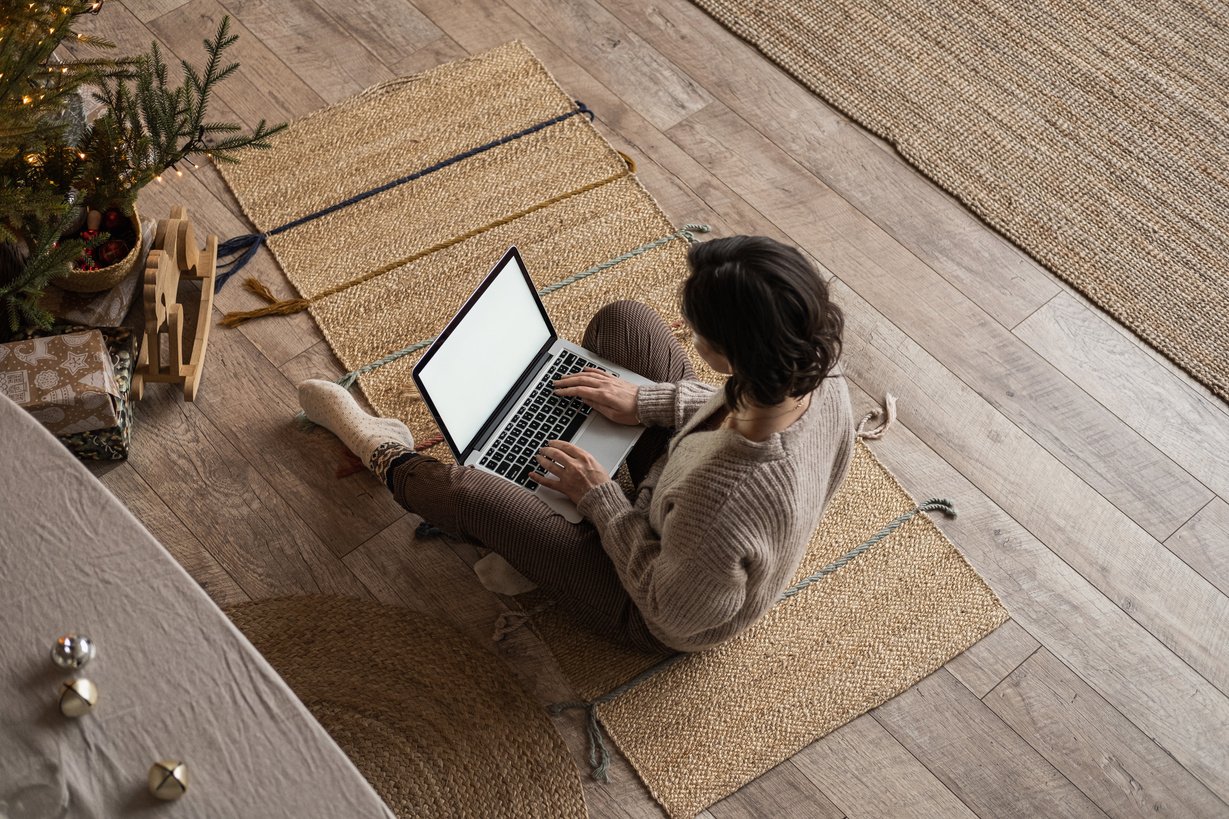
217, 42, 1007, 818
691, 0, 1229, 403
226, 596, 587, 818
218, 42, 683, 453
532, 440, 1007, 817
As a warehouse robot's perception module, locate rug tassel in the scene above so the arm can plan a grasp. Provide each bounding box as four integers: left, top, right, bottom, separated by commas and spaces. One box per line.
219, 277, 311, 326
241, 276, 282, 304
585, 706, 611, 782
491, 601, 555, 642
214, 232, 267, 292
919, 497, 958, 519
492, 611, 532, 642
856, 392, 897, 440
548, 701, 611, 783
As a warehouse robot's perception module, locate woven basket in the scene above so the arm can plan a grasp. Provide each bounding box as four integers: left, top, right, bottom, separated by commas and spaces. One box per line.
55, 206, 142, 293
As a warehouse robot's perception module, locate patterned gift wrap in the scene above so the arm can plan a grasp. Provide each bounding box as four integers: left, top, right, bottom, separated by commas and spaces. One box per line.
57, 327, 136, 461
0, 329, 119, 434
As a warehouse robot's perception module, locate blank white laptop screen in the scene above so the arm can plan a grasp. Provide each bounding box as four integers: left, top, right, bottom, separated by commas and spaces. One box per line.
416, 254, 551, 455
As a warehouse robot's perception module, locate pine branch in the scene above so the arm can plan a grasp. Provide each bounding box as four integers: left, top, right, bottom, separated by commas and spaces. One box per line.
0, 210, 83, 339
77, 15, 285, 207
2, 8, 284, 336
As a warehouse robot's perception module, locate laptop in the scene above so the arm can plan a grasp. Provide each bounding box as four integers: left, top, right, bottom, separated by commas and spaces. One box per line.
412, 246, 652, 523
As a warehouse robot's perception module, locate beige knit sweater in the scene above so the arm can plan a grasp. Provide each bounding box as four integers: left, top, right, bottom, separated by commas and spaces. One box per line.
576, 375, 855, 652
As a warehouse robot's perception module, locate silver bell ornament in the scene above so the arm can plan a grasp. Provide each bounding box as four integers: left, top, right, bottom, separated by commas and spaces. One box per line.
51, 634, 96, 670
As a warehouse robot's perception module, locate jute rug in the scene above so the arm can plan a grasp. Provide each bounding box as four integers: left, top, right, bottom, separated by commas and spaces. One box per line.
216, 42, 687, 452
226, 596, 586, 818
215, 42, 1007, 817
529, 439, 1006, 817
691, 0, 1229, 403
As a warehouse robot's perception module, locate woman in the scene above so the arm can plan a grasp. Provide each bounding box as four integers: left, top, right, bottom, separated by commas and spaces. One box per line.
298, 236, 854, 653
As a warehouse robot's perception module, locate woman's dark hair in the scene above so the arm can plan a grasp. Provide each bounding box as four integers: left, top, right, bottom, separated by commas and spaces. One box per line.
681, 235, 843, 410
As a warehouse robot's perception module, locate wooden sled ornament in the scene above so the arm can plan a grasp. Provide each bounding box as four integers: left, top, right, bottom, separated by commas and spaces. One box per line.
132, 205, 217, 401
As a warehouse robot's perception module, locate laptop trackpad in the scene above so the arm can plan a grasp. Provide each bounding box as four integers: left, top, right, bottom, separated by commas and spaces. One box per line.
535, 414, 642, 524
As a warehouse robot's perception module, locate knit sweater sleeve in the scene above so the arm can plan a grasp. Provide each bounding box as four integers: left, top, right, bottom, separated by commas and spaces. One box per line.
577, 479, 750, 646
636, 380, 720, 428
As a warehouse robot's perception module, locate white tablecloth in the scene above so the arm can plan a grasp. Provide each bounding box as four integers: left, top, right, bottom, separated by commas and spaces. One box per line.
0, 394, 394, 818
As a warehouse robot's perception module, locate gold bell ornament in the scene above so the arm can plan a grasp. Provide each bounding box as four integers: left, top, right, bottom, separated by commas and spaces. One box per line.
58, 678, 98, 717
148, 760, 189, 801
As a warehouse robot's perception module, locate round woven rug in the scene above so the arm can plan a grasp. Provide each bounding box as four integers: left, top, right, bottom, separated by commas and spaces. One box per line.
225, 596, 586, 818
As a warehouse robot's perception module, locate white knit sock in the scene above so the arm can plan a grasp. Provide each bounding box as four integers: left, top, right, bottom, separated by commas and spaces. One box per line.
297, 379, 414, 466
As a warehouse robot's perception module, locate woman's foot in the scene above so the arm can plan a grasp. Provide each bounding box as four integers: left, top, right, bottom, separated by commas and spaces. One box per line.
297, 379, 414, 467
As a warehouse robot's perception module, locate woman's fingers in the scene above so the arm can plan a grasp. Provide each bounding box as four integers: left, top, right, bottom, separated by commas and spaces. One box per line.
554, 368, 616, 386
535, 453, 559, 472
537, 446, 574, 468
546, 440, 585, 457
554, 385, 611, 407
553, 376, 610, 394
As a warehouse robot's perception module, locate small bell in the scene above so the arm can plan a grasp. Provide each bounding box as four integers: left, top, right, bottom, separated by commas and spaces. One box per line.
51, 634, 96, 670
148, 760, 189, 800
58, 678, 98, 717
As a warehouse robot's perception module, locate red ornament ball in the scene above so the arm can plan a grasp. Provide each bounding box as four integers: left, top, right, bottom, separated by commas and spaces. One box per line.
101, 209, 125, 232
98, 238, 130, 265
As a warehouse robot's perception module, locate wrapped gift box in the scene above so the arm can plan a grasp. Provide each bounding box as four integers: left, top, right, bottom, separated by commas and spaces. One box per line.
0, 330, 119, 435
56, 327, 136, 460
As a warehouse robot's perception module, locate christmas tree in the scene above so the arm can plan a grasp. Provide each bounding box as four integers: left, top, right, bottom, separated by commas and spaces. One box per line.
0, 2, 124, 335
0, 3, 284, 339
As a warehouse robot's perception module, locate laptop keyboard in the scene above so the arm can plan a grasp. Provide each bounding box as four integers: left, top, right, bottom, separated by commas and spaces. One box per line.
478, 350, 613, 490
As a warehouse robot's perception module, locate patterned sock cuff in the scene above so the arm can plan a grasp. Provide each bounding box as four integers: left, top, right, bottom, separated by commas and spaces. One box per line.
369, 441, 417, 486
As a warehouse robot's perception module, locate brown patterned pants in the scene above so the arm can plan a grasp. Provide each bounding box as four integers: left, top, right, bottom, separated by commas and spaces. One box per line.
382, 300, 695, 652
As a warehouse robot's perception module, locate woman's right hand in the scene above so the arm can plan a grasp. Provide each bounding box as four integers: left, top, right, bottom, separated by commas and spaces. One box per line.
553, 368, 641, 426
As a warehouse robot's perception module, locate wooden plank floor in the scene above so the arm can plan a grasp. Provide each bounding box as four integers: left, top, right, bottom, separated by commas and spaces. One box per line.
76, 2, 1229, 816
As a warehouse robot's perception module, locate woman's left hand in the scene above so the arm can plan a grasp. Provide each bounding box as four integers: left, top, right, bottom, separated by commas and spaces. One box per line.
528, 440, 610, 505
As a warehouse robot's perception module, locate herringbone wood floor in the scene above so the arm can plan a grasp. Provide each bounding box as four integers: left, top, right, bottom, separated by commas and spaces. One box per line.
75, 1, 1229, 816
